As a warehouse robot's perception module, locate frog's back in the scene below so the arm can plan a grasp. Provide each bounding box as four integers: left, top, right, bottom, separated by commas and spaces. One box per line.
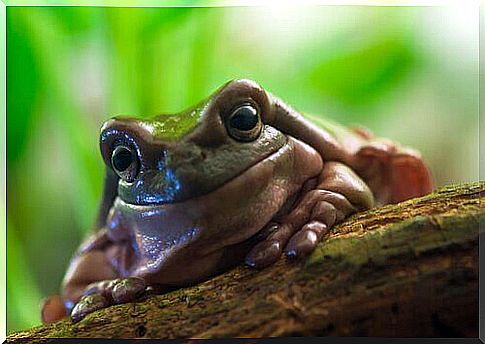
263, 89, 433, 205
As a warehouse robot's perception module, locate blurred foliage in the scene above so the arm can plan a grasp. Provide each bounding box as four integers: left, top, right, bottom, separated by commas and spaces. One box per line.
6, 6, 478, 332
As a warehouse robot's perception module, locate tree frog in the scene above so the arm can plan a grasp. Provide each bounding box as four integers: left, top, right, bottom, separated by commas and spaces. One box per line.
41, 79, 433, 324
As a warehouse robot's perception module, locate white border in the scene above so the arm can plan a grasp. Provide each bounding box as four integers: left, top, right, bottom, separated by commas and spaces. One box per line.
1, 1, 480, 341
1, 0, 6, 341
1, 0, 482, 7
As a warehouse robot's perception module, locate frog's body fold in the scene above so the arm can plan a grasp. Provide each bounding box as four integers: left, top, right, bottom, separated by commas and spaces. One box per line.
41, 79, 433, 324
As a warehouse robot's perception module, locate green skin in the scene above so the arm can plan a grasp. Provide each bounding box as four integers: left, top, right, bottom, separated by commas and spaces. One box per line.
41, 79, 433, 324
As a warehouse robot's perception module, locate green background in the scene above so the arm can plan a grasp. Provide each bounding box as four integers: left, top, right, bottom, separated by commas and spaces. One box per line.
6, 6, 478, 332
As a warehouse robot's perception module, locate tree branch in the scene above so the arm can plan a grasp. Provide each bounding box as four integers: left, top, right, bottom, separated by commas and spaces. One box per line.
8, 182, 483, 341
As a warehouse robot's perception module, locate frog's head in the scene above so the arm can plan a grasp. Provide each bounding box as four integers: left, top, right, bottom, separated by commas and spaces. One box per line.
100, 79, 286, 205
99, 79, 322, 286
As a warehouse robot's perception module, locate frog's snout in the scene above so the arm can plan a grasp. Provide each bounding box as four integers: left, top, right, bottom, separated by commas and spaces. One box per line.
99, 118, 163, 182
99, 117, 193, 205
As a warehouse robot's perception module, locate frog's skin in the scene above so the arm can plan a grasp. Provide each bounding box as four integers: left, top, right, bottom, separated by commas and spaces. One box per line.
41, 79, 433, 324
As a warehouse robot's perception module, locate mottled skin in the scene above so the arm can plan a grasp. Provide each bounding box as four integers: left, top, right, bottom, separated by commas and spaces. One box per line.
41, 79, 433, 324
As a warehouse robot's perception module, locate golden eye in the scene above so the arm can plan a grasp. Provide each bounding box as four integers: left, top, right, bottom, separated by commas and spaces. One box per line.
226, 103, 262, 142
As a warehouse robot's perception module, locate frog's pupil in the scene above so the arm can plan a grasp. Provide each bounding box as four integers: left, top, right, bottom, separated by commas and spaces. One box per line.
230, 105, 258, 131
112, 147, 133, 172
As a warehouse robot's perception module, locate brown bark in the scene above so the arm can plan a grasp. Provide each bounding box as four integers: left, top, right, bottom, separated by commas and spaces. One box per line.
7, 182, 483, 341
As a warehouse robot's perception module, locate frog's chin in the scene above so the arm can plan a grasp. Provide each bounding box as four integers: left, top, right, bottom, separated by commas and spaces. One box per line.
107, 137, 322, 285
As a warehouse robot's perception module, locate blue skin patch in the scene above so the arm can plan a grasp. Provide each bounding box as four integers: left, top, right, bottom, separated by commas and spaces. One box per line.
130, 156, 182, 205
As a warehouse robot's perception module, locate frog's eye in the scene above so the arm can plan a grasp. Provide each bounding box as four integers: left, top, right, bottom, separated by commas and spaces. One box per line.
226, 103, 263, 142
111, 145, 139, 182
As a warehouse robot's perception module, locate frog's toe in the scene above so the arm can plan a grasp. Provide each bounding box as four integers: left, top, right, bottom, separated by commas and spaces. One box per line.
387, 152, 434, 203
355, 140, 433, 204
41, 295, 68, 324
70, 293, 109, 322
245, 239, 282, 269
285, 220, 329, 258
246, 222, 288, 268
111, 277, 147, 304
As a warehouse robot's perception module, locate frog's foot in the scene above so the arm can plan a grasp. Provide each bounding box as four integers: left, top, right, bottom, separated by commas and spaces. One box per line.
41, 295, 68, 324
245, 162, 373, 269
70, 277, 146, 322
354, 140, 434, 205
245, 190, 354, 268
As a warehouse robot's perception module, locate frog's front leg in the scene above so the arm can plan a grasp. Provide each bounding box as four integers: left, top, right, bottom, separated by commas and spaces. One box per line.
41, 248, 121, 324
70, 276, 147, 322
66, 242, 152, 322
245, 161, 374, 268
42, 228, 148, 323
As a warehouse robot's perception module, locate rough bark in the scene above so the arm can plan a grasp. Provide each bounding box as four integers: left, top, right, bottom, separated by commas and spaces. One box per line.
7, 182, 484, 341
